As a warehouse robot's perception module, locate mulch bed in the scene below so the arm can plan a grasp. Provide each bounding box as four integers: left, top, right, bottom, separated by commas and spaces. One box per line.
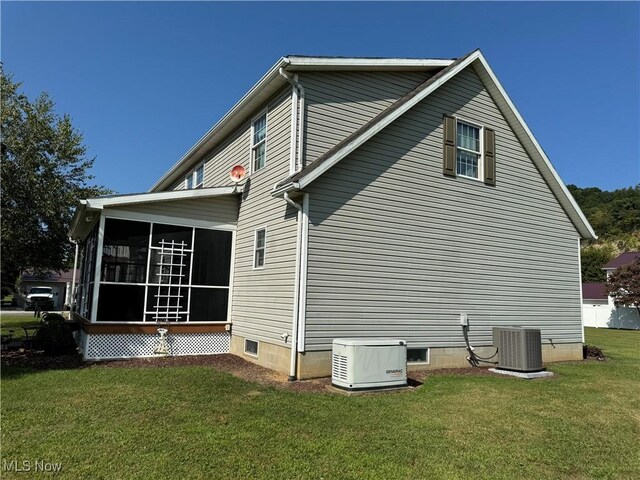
1, 350, 84, 370
1, 349, 502, 394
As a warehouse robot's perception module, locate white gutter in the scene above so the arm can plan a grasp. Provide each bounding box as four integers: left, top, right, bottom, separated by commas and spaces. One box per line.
271, 181, 299, 197
278, 66, 305, 174
86, 186, 240, 210
285, 57, 454, 69
284, 192, 303, 381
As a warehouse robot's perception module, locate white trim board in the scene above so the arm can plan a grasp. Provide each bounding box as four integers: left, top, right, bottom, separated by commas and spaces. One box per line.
102, 209, 237, 231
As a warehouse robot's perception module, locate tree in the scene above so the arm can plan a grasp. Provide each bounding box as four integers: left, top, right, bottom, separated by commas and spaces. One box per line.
605, 259, 640, 315
1, 68, 110, 286
580, 244, 615, 282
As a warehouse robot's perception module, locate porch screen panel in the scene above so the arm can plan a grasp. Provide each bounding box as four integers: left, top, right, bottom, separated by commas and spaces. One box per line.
190, 288, 229, 321
94, 218, 232, 323
97, 284, 145, 322
102, 219, 150, 283
77, 224, 98, 319
192, 229, 232, 286
145, 287, 189, 323
151, 224, 192, 248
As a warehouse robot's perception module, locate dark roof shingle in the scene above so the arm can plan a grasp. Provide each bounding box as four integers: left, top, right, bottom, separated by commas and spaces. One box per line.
603, 252, 640, 269
582, 282, 607, 300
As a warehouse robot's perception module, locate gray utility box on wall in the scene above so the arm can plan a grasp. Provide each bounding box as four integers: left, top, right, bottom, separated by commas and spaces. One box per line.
332, 338, 407, 391
492, 327, 544, 372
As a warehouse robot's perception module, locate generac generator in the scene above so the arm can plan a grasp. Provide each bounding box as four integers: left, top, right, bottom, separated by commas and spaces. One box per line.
331, 338, 407, 391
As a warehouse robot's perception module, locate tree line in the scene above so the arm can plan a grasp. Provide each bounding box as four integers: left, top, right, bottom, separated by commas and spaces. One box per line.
567, 184, 640, 282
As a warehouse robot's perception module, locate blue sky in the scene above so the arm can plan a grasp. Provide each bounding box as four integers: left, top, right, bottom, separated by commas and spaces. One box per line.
2, 1, 639, 194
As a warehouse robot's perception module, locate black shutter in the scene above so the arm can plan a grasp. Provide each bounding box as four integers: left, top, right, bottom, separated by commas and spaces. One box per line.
484, 128, 496, 186
442, 115, 456, 177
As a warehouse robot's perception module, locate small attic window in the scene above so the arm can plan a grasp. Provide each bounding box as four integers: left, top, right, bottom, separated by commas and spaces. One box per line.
185, 164, 205, 189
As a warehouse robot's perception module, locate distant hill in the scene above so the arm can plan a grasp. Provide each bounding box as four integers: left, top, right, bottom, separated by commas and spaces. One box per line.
568, 184, 640, 282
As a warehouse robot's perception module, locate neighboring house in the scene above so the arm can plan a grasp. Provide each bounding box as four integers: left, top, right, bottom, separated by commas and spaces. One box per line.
69, 49, 596, 378
18, 269, 79, 310
582, 252, 640, 330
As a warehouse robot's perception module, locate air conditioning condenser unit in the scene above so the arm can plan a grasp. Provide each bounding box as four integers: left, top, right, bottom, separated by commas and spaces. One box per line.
493, 327, 543, 372
332, 338, 407, 391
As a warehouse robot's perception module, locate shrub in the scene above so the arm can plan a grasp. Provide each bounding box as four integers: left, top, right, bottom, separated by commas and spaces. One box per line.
33, 314, 77, 356
583, 344, 605, 360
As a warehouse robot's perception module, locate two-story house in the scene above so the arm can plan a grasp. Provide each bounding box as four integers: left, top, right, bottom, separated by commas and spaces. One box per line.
69, 49, 596, 379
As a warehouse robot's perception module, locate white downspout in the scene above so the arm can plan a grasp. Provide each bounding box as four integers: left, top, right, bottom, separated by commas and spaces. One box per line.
284, 192, 303, 380
278, 68, 305, 173
297, 193, 309, 352
577, 237, 585, 344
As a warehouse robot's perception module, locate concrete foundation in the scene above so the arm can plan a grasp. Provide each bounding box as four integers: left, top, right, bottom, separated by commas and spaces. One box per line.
230, 335, 291, 375
294, 342, 584, 379
229, 337, 584, 380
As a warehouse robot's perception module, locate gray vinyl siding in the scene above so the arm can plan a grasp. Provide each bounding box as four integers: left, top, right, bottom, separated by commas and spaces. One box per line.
105, 197, 239, 226
303, 65, 582, 351
223, 89, 299, 345
165, 87, 299, 346
301, 71, 433, 165
171, 120, 251, 191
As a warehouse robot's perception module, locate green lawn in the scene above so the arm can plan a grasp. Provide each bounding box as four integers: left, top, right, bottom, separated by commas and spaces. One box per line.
1, 313, 41, 340
1, 328, 639, 479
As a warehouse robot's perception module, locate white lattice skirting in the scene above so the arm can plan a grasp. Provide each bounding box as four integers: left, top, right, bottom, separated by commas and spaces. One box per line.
82, 332, 230, 360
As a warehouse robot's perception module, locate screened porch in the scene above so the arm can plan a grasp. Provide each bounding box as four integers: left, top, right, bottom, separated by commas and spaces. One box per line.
68, 187, 239, 359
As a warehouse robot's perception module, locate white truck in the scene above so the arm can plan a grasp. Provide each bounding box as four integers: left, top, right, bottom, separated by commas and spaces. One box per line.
24, 286, 55, 311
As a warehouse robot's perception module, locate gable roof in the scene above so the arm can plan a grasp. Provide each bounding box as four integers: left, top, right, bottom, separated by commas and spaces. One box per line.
149, 56, 452, 193
271, 49, 596, 240
603, 252, 640, 270
582, 282, 608, 300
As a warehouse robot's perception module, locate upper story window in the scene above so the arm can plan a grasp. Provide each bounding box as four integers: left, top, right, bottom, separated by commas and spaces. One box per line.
253, 228, 266, 269
442, 115, 495, 186
251, 112, 267, 173
456, 120, 483, 179
185, 164, 204, 189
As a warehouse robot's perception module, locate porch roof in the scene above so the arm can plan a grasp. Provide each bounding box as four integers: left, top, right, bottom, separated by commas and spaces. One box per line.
69, 186, 241, 240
